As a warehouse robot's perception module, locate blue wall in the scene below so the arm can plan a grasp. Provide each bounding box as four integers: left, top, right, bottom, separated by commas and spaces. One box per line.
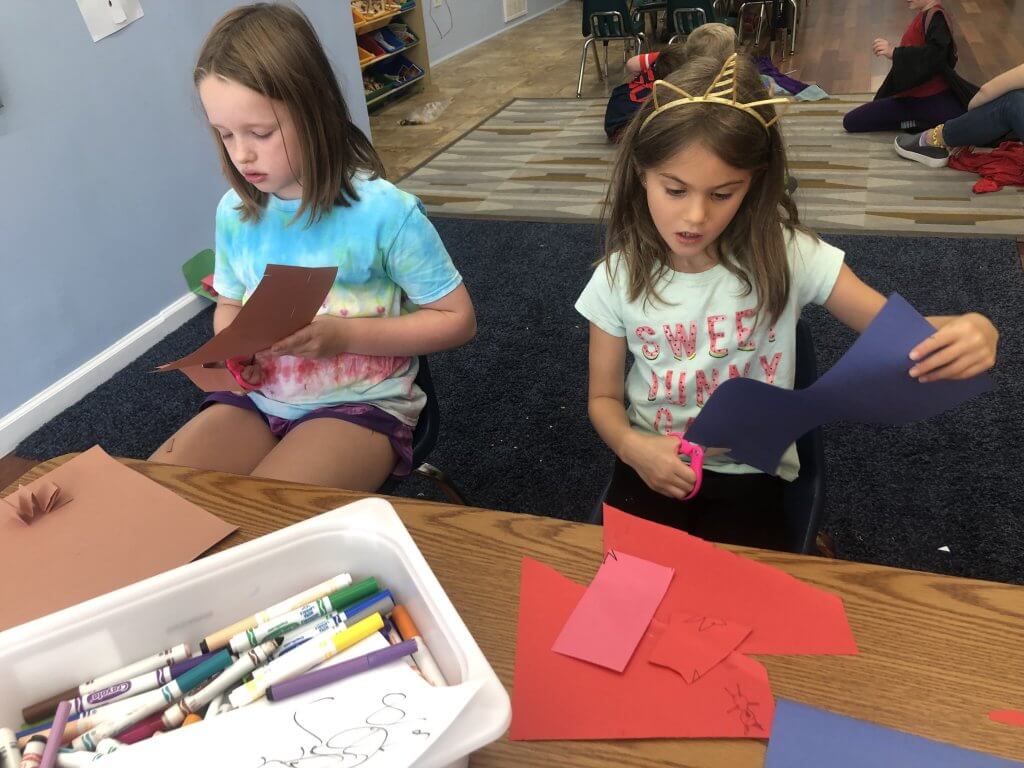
424, 0, 567, 64
0, 1, 368, 417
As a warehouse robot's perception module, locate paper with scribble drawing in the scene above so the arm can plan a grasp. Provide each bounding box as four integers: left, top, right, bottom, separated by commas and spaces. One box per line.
101, 663, 480, 767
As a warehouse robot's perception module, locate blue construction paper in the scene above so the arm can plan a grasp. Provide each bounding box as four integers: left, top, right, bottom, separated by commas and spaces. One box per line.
766, 699, 1024, 767
685, 294, 992, 474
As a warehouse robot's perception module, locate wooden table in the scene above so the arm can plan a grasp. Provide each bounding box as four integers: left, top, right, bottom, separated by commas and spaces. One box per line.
9, 456, 1024, 766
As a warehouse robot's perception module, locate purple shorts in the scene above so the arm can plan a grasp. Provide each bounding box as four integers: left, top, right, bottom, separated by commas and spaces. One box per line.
202, 393, 414, 477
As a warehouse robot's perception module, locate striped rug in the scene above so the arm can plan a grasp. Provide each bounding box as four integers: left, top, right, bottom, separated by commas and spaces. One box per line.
399, 96, 1024, 237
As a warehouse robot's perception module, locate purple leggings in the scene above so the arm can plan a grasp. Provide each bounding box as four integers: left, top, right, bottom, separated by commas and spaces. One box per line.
843, 90, 965, 133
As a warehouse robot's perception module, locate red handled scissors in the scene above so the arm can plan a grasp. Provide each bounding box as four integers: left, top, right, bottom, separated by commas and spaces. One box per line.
667, 431, 704, 501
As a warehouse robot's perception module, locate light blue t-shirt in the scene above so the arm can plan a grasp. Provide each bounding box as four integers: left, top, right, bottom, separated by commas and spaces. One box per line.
212, 175, 462, 426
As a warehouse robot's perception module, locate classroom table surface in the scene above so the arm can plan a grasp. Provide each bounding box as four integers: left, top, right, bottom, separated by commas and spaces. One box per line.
8, 455, 1024, 766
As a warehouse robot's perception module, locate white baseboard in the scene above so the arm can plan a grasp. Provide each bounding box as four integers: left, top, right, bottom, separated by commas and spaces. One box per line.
0, 292, 209, 456
429, 0, 569, 67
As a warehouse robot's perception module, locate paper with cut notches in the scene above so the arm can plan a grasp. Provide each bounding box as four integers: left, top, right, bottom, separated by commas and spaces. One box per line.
158, 264, 337, 392
0, 447, 236, 631
686, 293, 993, 475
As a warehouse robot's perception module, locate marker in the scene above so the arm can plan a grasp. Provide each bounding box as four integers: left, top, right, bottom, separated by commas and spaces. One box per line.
116, 712, 165, 745
204, 694, 224, 720
182, 714, 202, 727
229, 578, 379, 653
36, 700, 69, 768
72, 651, 232, 750
1, 727, 23, 765
229, 614, 384, 708
276, 591, 395, 658
19, 735, 46, 768
23, 644, 191, 723
267, 639, 418, 703
66, 653, 215, 715
392, 606, 447, 686
161, 640, 280, 729
55, 739, 122, 767
199, 572, 353, 653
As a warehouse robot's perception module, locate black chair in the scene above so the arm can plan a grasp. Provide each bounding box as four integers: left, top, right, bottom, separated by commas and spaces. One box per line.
577, 0, 646, 98
587, 319, 826, 555
404, 356, 468, 505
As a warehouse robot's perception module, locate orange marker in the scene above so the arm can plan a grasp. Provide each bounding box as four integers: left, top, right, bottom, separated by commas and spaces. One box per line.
391, 606, 446, 686
182, 714, 203, 727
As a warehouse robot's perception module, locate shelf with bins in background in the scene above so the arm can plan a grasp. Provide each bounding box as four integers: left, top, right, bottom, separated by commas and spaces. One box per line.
353, 0, 431, 109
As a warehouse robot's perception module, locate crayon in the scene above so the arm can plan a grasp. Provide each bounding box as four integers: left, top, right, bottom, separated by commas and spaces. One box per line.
19, 735, 46, 768
392, 606, 447, 686
23, 644, 191, 723
228, 578, 379, 653
72, 651, 231, 750
267, 639, 418, 703
0, 727, 23, 765
199, 572, 353, 653
161, 639, 280, 729
67, 653, 215, 715
36, 701, 69, 768
229, 614, 384, 708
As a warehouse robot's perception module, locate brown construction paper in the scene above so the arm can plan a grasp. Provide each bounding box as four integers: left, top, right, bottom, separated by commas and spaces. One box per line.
177, 363, 242, 393
0, 446, 237, 632
1, 480, 67, 525
158, 264, 337, 373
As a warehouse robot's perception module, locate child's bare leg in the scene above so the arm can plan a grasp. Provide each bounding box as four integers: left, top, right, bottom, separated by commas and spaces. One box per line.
250, 418, 397, 490
149, 403, 278, 475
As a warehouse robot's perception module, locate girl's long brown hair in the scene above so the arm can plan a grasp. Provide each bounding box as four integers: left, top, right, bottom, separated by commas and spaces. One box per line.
602, 54, 812, 324
194, 3, 385, 225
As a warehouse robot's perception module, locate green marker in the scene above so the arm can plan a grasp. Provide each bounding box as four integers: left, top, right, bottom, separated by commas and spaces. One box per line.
228, 577, 380, 654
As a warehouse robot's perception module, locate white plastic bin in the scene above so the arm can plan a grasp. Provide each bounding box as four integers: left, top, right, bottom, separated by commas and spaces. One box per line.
0, 498, 511, 767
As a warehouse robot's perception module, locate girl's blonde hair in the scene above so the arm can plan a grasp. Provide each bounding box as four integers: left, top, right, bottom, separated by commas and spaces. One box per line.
602, 54, 810, 324
194, 3, 385, 225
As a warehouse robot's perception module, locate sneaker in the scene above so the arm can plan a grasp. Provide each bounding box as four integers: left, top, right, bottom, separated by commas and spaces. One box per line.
894, 134, 949, 168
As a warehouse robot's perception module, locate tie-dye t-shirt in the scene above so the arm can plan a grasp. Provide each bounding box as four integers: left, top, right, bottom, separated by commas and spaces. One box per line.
212, 175, 462, 426
575, 229, 844, 480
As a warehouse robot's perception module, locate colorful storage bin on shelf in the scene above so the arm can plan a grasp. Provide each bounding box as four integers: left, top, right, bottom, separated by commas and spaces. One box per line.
358, 46, 375, 66
352, 2, 402, 34
363, 53, 424, 101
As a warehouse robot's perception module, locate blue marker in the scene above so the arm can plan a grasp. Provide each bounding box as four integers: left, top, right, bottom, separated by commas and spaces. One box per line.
276, 591, 395, 657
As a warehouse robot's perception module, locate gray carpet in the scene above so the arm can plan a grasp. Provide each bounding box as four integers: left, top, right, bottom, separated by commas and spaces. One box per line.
17, 220, 1024, 584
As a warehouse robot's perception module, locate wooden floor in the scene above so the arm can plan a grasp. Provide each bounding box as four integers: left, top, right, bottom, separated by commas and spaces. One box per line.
2, 0, 1022, 483
371, 0, 1024, 179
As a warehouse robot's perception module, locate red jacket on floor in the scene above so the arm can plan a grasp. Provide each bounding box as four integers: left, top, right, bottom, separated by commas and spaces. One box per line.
949, 141, 1024, 193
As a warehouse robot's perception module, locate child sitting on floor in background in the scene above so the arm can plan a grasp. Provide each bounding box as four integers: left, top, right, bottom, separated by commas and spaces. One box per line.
895, 60, 1024, 168
604, 23, 737, 142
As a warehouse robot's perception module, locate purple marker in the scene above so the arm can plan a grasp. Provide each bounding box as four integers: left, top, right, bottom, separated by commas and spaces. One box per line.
66, 652, 215, 715
266, 639, 419, 703
37, 700, 69, 768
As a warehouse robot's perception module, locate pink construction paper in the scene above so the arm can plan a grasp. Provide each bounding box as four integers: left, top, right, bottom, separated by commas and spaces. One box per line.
552, 550, 674, 671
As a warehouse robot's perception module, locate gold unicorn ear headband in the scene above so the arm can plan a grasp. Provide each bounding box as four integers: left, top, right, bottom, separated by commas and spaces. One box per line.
640, 53, 790, 133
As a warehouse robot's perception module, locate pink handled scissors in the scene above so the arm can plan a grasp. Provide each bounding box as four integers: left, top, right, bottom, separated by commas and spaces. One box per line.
667, 431, 704, 501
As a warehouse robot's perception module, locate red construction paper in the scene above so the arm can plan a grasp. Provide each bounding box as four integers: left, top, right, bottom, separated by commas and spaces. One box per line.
649, 612, 753, 684
552, 550, 673, 672
511, 557, 775, 741
989, 709, 1024, 728
602, 505, 858, 656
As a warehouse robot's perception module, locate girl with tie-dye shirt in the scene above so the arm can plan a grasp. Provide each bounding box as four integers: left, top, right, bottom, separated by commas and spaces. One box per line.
151, 5, 475, 490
